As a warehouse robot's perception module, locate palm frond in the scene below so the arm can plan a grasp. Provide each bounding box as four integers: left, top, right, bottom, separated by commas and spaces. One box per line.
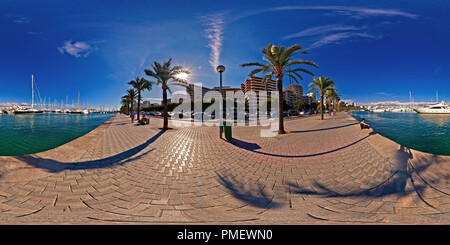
286, 73, 300, 85
240, 62, 266, 68
286, 67, 315, 77
286, 59, 318, 68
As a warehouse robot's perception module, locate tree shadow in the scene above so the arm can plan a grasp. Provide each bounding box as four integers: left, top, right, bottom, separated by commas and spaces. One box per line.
290, 123, 359, 133
286, 145, 447, 209
13, 130, 165, 173
217, 172, 283, 209
228, 138, 261, 151
228, 131, 376, 158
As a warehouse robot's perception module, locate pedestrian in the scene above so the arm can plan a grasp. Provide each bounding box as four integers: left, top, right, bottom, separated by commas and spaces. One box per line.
131, 110, 136, 123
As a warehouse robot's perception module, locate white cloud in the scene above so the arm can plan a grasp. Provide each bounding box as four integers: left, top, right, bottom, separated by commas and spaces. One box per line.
5, 14, 30, 24
57, 40, 96, 58
361, 101, 434, 107
266, 6, 418, 19
142, 97, 162, 102
283, 24, 365, 40
200, 12, 226, 71
310, 32, 382, 49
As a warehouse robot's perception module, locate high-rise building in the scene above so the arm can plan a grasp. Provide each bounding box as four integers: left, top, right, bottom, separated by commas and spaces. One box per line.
185, 76, 277, 102
283, 84, 303, 95
282, 84, 314, 105
307, 92, 316, 101
241, 76, 276, 94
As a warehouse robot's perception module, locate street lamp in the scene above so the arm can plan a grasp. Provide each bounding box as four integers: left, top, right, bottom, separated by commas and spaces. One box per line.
216, 65, 225, 138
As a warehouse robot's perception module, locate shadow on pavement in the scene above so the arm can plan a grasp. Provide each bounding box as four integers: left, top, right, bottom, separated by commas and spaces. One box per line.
217, 172, 283, 209
290, 123, 359, 133
287, 145, 448, 209
13, 130, 165, 173
229, 131, 376, 158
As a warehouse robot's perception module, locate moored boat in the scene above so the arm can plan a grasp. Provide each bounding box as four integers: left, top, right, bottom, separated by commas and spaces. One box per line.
14, 106, 44, 114
14, 74, 43, 114
414, 102, 450, 114
372, 109, 385, 113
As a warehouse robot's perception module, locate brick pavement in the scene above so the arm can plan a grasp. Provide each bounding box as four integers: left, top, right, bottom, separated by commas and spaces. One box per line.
0, 112, 449, 224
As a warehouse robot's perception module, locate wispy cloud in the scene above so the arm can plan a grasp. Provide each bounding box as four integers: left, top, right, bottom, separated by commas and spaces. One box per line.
361, 101, 434, 107
310, 32, 382, 48
5, 14, 30, 24
375, 92, 395, 96
142, 97, 162, 102
203, 5, 417, 58
200, 12, 226, 71
283, 24, 365, 40
264, 6, 418, 19
57, 40, 96, 58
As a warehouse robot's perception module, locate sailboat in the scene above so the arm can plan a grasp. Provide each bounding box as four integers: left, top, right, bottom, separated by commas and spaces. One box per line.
69, 91, 89, 114
14, 75, 44, 114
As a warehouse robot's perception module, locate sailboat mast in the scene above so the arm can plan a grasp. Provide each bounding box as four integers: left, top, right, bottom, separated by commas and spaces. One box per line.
31, 74, 34, 109
409, 91, 412, 109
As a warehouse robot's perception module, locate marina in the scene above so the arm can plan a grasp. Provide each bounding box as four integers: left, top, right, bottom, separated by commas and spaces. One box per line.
0, 0, 449, 229
349, 110, 450, 155
0, 112, 113, 156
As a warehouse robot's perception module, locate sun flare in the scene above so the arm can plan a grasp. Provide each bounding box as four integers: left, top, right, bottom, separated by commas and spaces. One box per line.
176, 72, 189, 81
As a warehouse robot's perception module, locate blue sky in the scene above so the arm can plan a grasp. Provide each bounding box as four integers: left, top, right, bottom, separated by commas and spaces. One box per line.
1, 0, 450, 108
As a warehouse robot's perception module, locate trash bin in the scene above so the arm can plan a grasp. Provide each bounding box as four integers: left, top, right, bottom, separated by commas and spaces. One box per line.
223, 123, 232, 140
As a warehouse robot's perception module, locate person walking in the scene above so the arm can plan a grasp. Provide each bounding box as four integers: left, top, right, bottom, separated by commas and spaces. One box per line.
131, 110, 136, 123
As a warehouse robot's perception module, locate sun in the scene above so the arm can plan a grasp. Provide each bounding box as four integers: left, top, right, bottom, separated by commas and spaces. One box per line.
176, 72, 189, 81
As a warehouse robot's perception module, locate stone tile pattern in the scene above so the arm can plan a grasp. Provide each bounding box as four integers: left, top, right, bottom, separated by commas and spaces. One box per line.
0, 113, 449, 224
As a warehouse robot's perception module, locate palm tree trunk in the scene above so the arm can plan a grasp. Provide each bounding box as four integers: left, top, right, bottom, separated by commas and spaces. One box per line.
131, 100, 134, 116
137, 91, 141, 122
329, 98, 332, 116
320, 93, 324, 120
277, 76, 285, 134
162, 88, 168, 130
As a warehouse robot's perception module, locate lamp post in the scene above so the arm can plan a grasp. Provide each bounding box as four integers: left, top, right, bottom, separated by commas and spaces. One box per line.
216, 65, 225, 139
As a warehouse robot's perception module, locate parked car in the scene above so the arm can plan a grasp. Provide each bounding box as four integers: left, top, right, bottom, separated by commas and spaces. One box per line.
288, 109, 299, 116
160, 112, 171, 117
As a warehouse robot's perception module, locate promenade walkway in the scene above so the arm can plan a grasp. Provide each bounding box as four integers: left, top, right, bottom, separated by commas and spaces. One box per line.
0, 112, 449, 224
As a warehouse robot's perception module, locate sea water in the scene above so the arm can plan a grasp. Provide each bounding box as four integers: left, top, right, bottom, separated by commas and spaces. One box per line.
0, 113, 113, 156
349, 111, 450, 156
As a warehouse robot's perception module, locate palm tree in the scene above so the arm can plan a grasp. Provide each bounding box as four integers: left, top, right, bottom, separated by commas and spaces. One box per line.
308, 76, 336, 120
125, 88, 137, 115
128, 76, 153, 122
331, 90, 340, 114
121, 96, 131, 115
240, 43, 318, 134
144, 58, 189, 130
325, 89, 339, 116
335, 95, 341, 112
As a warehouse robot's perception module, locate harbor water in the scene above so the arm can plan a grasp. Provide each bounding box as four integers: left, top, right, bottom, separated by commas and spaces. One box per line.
349, 111, 450, 156
0, 113, 114, 156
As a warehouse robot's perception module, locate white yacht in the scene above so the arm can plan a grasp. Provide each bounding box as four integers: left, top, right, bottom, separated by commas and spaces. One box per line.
14, 106, 43, 114
414, 102, 450, 114
372, 108, 385, 113
391, 108, 406, 112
